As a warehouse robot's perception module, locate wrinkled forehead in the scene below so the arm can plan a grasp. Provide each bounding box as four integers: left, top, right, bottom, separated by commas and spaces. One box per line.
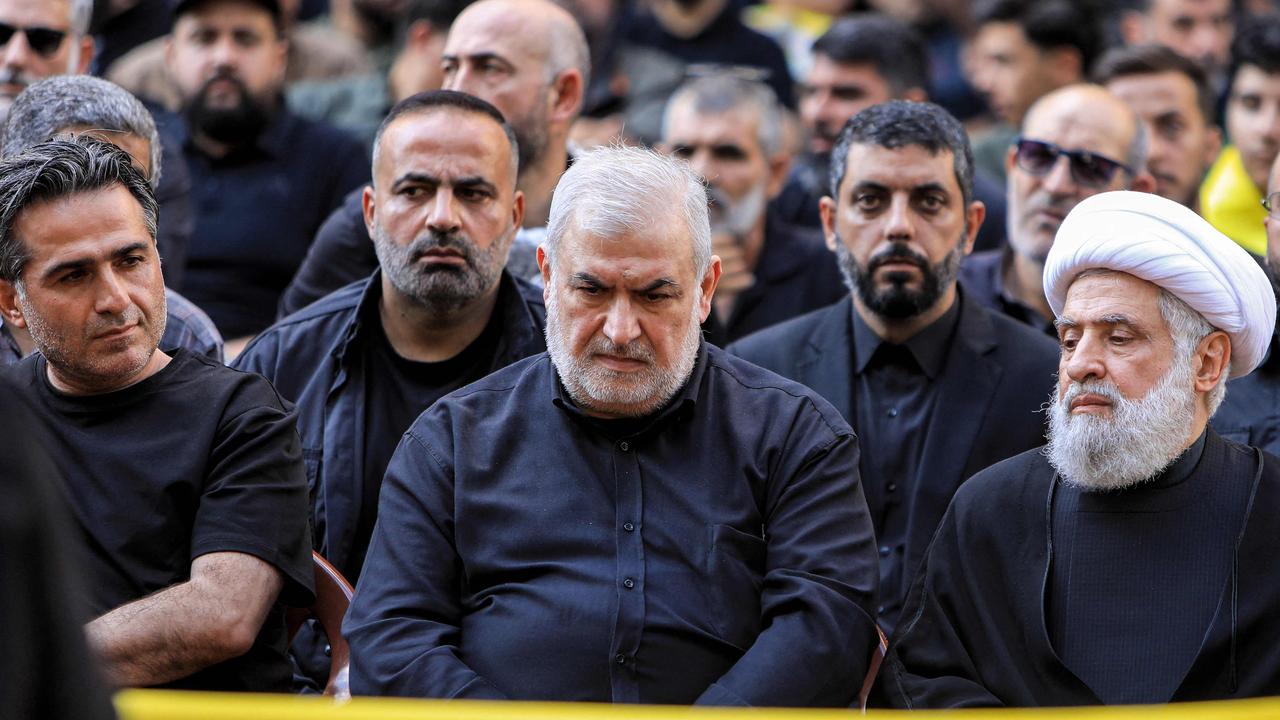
555, 221, 697, 279
1061, 269, 1166, 326
446, 5, 551, 66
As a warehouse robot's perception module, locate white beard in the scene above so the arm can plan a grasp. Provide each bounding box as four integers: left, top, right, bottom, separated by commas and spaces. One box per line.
1045, 353, 1199, 491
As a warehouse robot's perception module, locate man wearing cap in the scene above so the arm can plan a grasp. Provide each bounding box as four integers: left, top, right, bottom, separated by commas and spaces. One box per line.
880, 190, 1280, 707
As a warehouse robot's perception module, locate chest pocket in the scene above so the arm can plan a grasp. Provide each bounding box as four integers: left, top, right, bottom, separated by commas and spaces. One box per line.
708, 523, 766, 651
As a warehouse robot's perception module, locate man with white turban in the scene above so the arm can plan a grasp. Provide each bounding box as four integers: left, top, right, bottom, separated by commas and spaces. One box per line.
877, 190, 1280, 708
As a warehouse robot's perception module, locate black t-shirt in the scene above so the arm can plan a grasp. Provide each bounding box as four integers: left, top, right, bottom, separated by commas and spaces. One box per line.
354, 312, 503, 578
8, 348, 314, 692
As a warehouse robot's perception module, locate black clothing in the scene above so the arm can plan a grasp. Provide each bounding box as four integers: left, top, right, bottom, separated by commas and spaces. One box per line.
8, 349, 315, 692
622, 2, 795, 108
703, 209, 846, 346
881, 430, 1280, 707
775, 160, 1009, 253
151, 105, 194, 291
178, 109, 368, 338
1046, 432, 1246, 704
278, 187, 372, 317
234, 270, 546, 578
1214, 326, 1280, 455
353, 300, 504, 580
958, 248, 1056, 335
728, 291, 1058, 628
345, 343, 880, 705
0, 382, 115, 720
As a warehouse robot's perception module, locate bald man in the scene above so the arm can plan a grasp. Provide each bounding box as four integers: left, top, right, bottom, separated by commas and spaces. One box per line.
959, 85, 1156, 334
278, 0, 590, 314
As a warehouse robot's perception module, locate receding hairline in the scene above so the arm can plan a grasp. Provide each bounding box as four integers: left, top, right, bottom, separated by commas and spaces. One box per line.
373, 106, 516, 178
1022, 86, 1138, 153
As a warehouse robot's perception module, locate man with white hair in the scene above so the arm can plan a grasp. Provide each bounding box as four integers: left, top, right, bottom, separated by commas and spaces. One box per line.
880, 190, 1280, 707
345, 145, 880, 705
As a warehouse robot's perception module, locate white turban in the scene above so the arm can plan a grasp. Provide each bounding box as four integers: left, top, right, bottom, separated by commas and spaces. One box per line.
1043, 191, 1276, 378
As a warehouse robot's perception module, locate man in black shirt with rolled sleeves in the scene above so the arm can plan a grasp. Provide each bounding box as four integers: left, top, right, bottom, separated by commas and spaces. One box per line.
729, 101, 1058, 631
345, 145, 879, 705
0, 136, 312, 692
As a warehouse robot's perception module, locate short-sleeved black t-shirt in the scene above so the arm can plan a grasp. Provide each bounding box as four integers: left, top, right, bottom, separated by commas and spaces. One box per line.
8, 348, 315, 692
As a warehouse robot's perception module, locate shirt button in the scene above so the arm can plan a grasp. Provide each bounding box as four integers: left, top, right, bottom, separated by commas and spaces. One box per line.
879, 546, 891, 557
887, 408, 899, 418
877, 605, 887, 614
615, 653, 627, 665
619, 441, 630, 451
623, 522, 635, 532
887, 483, 898, 492
623, 578, 635, 589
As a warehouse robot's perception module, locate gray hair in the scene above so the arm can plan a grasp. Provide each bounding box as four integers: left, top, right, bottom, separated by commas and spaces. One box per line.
1158, 287, 1230, 416
545, 145, 710, 277
0, 136, 158, 286
663, 75, 784, 157
71, 0, 93, 35
1, 76, 163, 189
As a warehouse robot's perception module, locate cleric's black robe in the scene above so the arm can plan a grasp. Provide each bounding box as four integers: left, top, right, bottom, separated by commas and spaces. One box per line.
878, 429, 1280, 707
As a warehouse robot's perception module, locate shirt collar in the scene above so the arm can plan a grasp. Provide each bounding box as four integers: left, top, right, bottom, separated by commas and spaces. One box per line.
551, 340, 708, 437
851, 293, 961, 379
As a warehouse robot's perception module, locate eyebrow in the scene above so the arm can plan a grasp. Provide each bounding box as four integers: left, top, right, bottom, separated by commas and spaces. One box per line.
444, 51, 513, 68
40, 242, 151, 282
392, 173, 497, 194
569, 273, 681, 292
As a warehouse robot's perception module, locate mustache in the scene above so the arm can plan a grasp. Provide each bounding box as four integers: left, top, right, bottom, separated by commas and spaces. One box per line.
867, 243, 929, 273
0, 67, 37, 90
1059, 378, 1124, 408
407, 230, 474, 264
198, 69, 249, 96
586, 335, 655, 364
87, 305, 143, 336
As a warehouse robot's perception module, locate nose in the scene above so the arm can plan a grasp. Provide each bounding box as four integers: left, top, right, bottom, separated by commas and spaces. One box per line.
94, 268, 132, 316
883, 193, 915, 241
601, 295, 642, 347
686, 147, 714, 181
1, 29, 32, 69
426, 186, 461, 233
1063, 332, 1106, 386
210, 35, 240, 70
1041, 154, 1078, 195
445, 64, 475, 94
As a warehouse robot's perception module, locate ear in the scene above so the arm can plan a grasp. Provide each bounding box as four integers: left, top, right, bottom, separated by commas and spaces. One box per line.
1046, 46, 1083, 85
1193, 330, 1232, 395
362, 184, 377, 241
765, 151, 791, 199
548, 69, 585, 126
1005, 143, 1018, 176
1117, 11, 1147, 46
819, 195, 838, 252
405, 19, 435, 49
963, 200, 986, 256
698, 255, 723, 322
537, 244, 553, 294
511, 189, 525, 230
76, 35, 96, 74
0, 279, 27, 329
163, 36, 174, 67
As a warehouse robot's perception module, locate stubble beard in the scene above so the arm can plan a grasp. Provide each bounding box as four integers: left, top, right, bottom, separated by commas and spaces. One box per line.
834, 233, 963, 320
20, 291, 166, 392
1045, 352, 1199, 491
374, 224, 510, 313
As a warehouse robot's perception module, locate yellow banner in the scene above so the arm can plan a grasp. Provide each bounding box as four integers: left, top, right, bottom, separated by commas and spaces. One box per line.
114, 690, 1280, 720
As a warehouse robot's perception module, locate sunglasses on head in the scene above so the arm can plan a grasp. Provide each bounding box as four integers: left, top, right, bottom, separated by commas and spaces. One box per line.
0, 23, 68, 59
1013, 138, 1132, 188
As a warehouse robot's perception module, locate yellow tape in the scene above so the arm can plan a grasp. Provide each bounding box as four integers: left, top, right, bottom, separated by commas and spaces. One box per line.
114, 690, 1280, 720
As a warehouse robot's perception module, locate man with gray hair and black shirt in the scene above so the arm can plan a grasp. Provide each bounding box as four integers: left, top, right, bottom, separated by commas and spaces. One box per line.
660, 74, 845, 345
1, 74, 222, 363
0, 135, 312, 691
345, 145, 880, 705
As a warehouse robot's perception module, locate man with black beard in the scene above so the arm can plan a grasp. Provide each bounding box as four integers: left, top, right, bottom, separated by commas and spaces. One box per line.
345, 145, 880, 705
165, 0, 367, 352
881, 190, 1280, 707
730, 101, 1057, 632
235, 91, 545, 587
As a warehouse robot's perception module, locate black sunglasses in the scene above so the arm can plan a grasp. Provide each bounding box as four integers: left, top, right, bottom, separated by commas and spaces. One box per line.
0, 23, 68, 59
1013, 138, 1133, 189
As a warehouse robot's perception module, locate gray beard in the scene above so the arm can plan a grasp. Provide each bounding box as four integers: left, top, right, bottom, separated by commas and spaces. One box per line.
1045, 353, 1198, 491
544, 284, 702, 417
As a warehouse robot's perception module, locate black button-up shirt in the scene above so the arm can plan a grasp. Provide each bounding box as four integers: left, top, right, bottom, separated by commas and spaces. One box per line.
175, 108, 368, 338
851, 299, 959, 615
345, 343, 880, 706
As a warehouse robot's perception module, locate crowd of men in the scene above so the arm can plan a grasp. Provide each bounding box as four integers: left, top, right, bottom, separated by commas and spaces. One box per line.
6, 0, 1280, 712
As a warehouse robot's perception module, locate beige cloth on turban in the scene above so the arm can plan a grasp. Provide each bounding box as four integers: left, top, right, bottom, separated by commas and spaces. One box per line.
1043, 191, 1276, 378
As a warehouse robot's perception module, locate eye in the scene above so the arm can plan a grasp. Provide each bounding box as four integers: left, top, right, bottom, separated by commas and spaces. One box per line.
574, 284, 602, 296
917, 194, 945, 212
59, 269, 88, 284
398, 185, 427, 199
644, 291, 672, 303
854, 192, 883, 211
119, 254, 145, 268
457, 186, 491, 201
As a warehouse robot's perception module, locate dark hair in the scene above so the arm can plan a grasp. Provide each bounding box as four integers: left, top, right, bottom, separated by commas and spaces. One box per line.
395, 0, 473, 45
1230, 13, 1280, 82
811, 13, 929, 97
0, 136, 158, 284
1092, 44, 1215, 126
829, 100, 974, 205
973, 0, 1104, 74
171, 0, 284, 36
371, 90, 520, 180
